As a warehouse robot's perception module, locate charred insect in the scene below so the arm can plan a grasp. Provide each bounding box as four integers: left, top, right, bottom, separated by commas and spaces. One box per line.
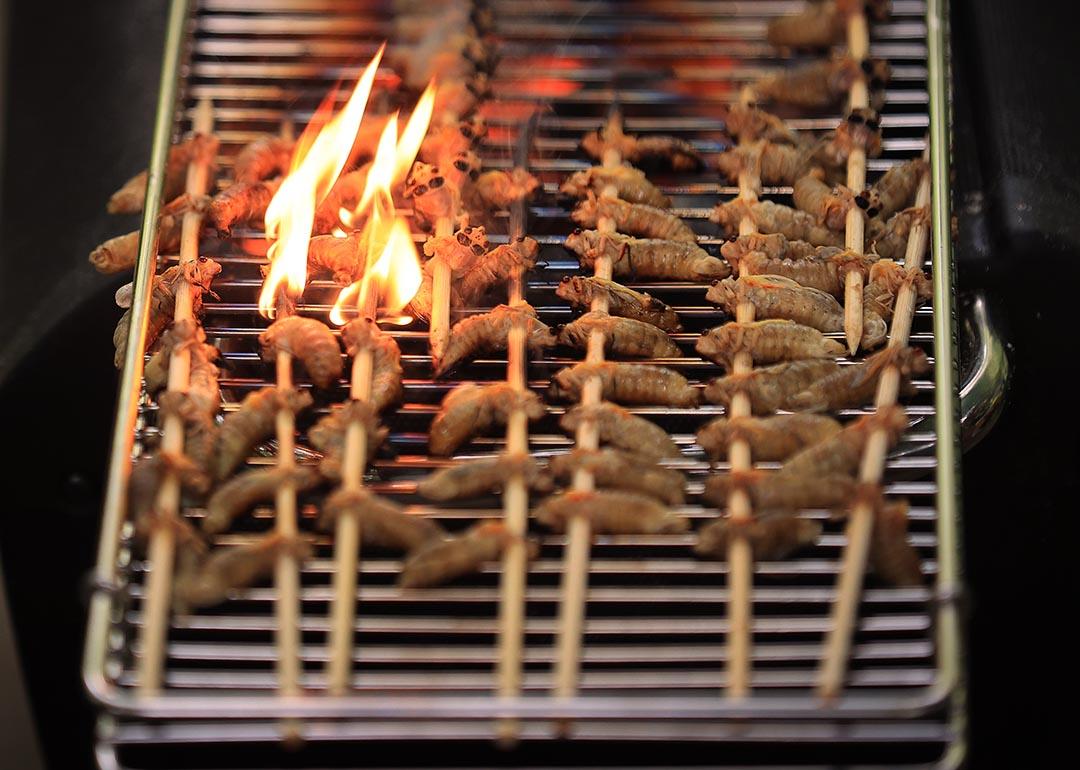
534, 489, 688, 534
259, 315, 343, 389
782, 405, 909, 477
560, 165, 671, 208
752, 55, 891, 111
712, 199, 846, 247
158, 391, 219, 480
558, 311, 682, 359
580, 112, 703, 171
429, 383, 546, 456
555, 276, 682, 333
548, 448, 686, 505
861, 159, 927, 220
786, 345, 931, 412
91, 194, 207, 275
404, 160, 459, 228
695, 513, 821, 561
308, 400, 389, 481
417, 453, 552, 501
724, 102, 802, 146
549, 362, 699, 407
214, 387, 313, 481
317, 487, 445, 551
128, 451, 209, 540
312, 165, 370, 235
340, 318, 404, 412
559, 401, 681, 460
813, 108, 884, 169
202, 466, 320, 535
108, 133, 218, 215
721, 232, 839, 265
869, 497, 924, 586
435, 303, 557, 378
233, 134, 294, 184
304, 230, 366, 286
572, 194, 698, 244
696, 319, 846, 371
703, 469, 856, 510
716, 141, 816, 186
696, 413, 842, 462
208, 177, 282, 235
702, 359, 842, 415
469, 168, 540, 210
400, 522, 536, 588
564, 229, 729, 281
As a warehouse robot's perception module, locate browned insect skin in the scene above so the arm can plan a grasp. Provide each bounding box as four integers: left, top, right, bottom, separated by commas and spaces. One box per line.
868, 205, 930, 259
793, 171, 859, 232
717, 142, 815, 186
787, 346, 931, 412
416, 454, 551, 501
308, 400, 388, 481
90, 194, 204, 274
548, 448, 686, 505
213, 387, 313, 481
419, 116, 486, 166
766, 1, 847, 49
734, 250, 878, 299
558, 311, 682, 360
456, 237, 540, 308
703, 469, 856, 510
559, 402, 682, 460
556, 276, 683, 333
580, 120, 703, 172
549, 362, 700, 408
534, 489, 689, 535
753, 56, 892, 110
572, 194, 698, 244
187, 340, 222, 416
399, 522, 533, 589
128, 452, 209, 541
559, 165, 672, 208
341, 318, 405, 412
706, 275, 845, 334
429, 383, 546, 456
107, 134, 219, 215
259, 316, 343, 389
696, 319, 846, 372
317, 487, 445, 551
173, 532, 313, 612
157, 391, 219, 486
711, 199, 846, 248
435, 303, 557, 378
304, 231, 366, 285
811, 109, 885, 174
721, 233, 839, 267
208, 176, 282, 235
233, 135, 295, 184
696, 413, 842, 462
869, 499, 924, 586
781, 405, 909, 477
144, 318, 202, 395
863, 260, 933, 322
695, 513, 821, 561
203, 466, 320, 535
724, 102, 802, 146
702, 358, 841, 415
861, 158, 927, 220
565, 229, 729, 281
470, 168, 541, 210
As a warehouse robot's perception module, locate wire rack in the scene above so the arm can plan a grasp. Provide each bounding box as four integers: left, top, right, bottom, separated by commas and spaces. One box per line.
85, 1, 964, 767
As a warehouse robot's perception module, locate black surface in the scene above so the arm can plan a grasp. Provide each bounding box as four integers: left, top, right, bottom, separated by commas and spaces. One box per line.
1, 1, 1078, 768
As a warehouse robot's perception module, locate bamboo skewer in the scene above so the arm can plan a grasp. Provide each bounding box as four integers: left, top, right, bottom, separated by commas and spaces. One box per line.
428, 104, 464, 363
496, 116, 538, 746
325, 291, 379, 696
553, 115, 623, 733
273, 350, 303, 705
817, 165, 932, 700
136, 99, 215, 695
724, 106, 764, 699
843, 9, 871, 355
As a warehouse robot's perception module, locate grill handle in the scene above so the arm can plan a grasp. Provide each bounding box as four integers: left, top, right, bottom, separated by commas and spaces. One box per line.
958, 291, 1010, 449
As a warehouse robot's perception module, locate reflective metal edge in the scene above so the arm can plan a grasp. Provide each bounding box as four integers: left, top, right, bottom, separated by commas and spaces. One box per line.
82, 0, 193, 705
927, 0, 967, 767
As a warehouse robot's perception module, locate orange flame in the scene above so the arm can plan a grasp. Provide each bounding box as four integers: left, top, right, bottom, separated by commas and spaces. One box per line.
258, 44, 385, 318
330, 83, 433, 326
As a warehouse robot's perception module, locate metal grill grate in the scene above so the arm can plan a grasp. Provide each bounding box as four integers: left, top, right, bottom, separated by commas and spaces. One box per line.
87, 1, 963, 767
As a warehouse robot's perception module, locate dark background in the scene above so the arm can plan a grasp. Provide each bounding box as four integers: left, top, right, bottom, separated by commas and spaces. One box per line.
0, 1, 1076, 767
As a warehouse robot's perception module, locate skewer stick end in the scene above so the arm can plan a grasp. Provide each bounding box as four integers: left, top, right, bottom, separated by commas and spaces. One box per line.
844, 272, 864, 356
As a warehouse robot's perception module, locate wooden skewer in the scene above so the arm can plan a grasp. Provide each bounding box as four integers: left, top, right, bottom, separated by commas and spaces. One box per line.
724, 127, 763, 700
817, 165, 932, 700
843, 9, 871, 355
273, 350, 303, 705
136, 98, 215, 695
496, 116, 538, 747
428, 105, 464, 363
553, 127, 622, 733
325, 293, 378, 696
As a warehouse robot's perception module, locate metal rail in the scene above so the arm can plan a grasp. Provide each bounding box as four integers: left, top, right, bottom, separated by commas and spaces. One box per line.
85, 0, 963, 766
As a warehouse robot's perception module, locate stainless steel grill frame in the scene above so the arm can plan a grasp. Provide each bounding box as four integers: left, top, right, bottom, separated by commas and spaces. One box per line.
84, 0, 964, 766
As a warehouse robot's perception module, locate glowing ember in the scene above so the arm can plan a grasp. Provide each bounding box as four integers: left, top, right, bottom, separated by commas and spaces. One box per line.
258, 44, 385, 318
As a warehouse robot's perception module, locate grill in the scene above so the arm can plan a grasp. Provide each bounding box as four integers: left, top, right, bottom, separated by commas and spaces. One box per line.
84, 0, 964, 767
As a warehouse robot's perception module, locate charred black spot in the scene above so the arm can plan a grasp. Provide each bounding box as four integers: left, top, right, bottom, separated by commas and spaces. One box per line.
860, 58, 873, 74
453, 159, 469, 171
456, 232, 470, 245
471, 244, 485, 255
847, 112, 865, 125
855, 195, 869, 209
470, 169, 480, 181
870, 77, 885, 90
572, 228, 582, 235
867, 207, 880, 218
413, 184, 428, 196
866, 117, 881, 131
515, 235, 526, 243
460, 125, 474, 139
464, 226, 474, 233
429, 176, 445, 189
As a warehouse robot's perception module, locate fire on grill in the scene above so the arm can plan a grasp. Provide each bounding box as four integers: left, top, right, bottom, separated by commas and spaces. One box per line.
91, 0, 946, 746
